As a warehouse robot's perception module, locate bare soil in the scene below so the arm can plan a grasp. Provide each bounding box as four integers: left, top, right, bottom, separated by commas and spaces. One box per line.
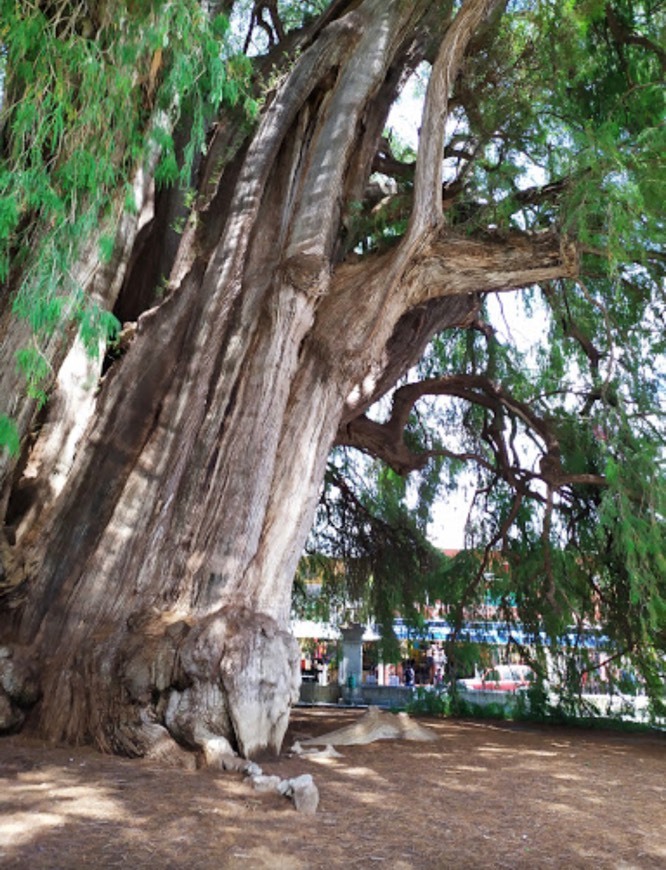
1, 707, 664, 869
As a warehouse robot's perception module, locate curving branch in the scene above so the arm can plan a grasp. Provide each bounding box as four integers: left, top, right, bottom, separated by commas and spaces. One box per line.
337, 373, 607, 493
339, 294, 480, 426
244, 1, 286, 51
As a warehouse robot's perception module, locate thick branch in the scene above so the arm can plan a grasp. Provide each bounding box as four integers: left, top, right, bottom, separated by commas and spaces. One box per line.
330, 227, 578, 430
338, 374, 606, 492
339, 294, 480, 426
284, 0, 432, 266
409, 0, 502, 236
402, 228, 579, 307
335, 227, 578, 312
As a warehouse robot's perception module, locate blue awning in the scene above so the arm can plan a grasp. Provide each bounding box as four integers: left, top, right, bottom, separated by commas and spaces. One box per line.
391, 619, 608, 649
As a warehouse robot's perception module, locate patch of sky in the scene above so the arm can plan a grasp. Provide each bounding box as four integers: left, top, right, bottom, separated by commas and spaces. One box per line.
381, 65, 569, 548
228, 2, 330, 56
228, 1, 264, 55
386, 63, 428, 154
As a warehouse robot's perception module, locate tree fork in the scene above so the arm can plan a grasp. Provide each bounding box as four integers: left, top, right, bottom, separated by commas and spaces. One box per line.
0, 0, 447, 757
0, 0, 586, 758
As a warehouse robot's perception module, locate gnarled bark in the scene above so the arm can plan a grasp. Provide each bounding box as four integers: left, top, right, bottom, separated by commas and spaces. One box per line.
0, 0, 578, 761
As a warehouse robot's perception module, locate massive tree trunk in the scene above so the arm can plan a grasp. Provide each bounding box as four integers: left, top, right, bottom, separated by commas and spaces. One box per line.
0, 0, 577, 760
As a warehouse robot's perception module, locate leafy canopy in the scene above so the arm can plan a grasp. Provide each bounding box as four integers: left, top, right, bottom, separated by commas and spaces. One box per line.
0, 0, 255, 438
302, 0, 666, 708
1, 0, 664, 707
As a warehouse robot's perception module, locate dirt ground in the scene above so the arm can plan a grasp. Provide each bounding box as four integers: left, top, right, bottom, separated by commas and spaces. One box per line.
0, 707, 664, 869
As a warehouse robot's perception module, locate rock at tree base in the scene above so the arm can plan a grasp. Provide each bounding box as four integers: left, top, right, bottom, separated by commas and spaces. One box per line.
247, 770, 320, 814
249, 773, 283, 793
279, 773, 320, 815
298, 707, 438, 747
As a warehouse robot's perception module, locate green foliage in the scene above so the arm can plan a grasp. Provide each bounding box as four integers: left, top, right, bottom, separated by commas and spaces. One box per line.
292, 552, 353, 624
1, 0, 256, 408
448, 0, 664, 277
521, 676, 553, 722
0, 414, 20, 457
404, 673, 659, 729
305, 449, 442, 661
405, 686, 450, 716
450, 695, 516, 721
15, 346, 51, 407
75, 302, 121, 357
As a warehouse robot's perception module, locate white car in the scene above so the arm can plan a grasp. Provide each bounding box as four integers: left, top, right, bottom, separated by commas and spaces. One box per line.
457, 664, 534, 692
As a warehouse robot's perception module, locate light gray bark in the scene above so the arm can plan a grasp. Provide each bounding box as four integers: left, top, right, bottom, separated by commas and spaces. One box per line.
0, 0, 578, 760
0, 158, 158, 549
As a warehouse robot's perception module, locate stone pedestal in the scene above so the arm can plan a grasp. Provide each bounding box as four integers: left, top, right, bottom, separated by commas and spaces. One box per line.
339, 623, 365, 704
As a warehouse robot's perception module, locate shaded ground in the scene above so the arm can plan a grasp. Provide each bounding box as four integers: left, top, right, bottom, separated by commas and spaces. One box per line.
1, 707, 664, 869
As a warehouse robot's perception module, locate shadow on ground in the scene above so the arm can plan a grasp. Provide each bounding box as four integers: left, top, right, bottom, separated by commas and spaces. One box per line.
1, 708, 664, 869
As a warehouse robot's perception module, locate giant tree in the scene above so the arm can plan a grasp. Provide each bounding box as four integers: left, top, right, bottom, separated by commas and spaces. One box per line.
0, 0, 663, 759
